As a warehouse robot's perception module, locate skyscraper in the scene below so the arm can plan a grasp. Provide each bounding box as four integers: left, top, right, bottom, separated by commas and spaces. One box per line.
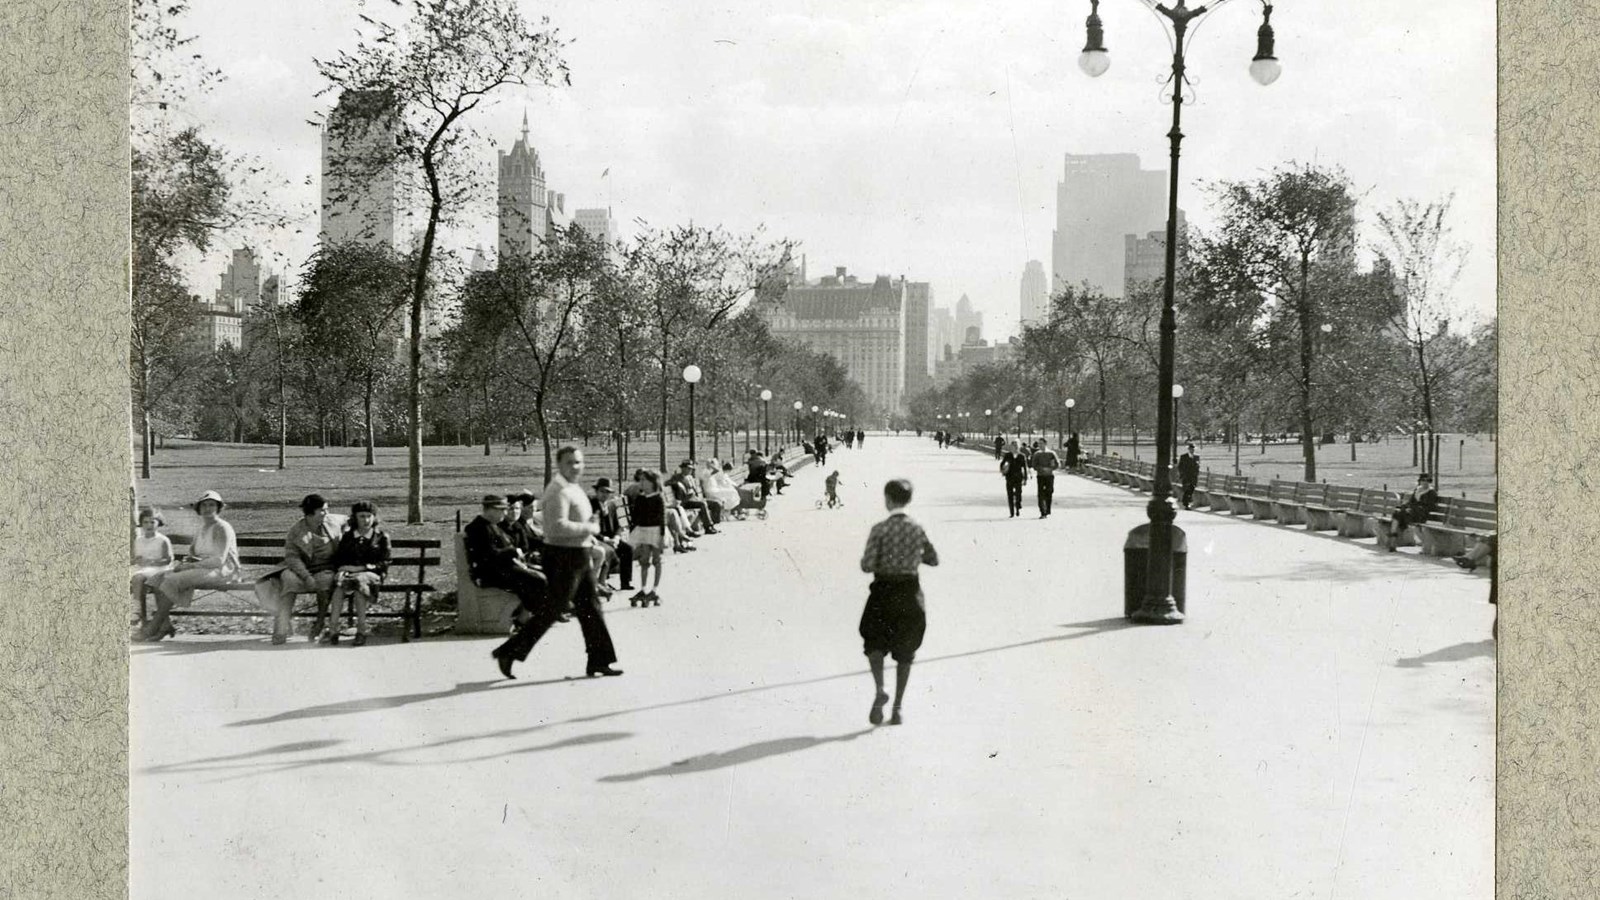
955, 294, 983, 344
320, 89, 414, 249
498, 112, 549, 262
1051, 153, 1167, 297
902, 280, 932, 399
1019, 260, 1048, 328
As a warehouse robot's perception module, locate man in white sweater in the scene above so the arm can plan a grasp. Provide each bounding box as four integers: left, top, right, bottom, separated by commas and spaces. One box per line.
492, 446, 622, 679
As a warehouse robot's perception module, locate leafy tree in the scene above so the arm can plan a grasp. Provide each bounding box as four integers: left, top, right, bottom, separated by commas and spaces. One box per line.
1202, 162, 1362, 481
296, 243, 413, 465
621, 224, 794, 469
317, 0, 571, 523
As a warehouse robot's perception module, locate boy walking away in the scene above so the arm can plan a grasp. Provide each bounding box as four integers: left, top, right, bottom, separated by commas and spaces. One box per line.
858, 479, 939, 726
1030, 439, 1061, 518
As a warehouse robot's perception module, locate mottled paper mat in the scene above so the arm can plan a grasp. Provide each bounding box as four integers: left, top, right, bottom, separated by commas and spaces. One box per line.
0, 0, 1593, 896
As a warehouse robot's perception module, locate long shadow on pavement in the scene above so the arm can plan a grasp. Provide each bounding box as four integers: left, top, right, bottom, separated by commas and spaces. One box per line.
598, 729, 874, 783
165, 620, 1136, 780
1396, 640, 1495, 668
226, 677, 572, 727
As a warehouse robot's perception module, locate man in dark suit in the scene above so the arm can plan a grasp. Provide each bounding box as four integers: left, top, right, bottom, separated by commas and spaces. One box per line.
1386, 473, 1439, 551
1177, 444, 1201, 509
590, 478, 634, 591
464, 494, 548, 619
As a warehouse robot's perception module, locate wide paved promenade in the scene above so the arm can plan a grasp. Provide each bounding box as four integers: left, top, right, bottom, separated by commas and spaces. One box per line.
131, 436, 1493, 900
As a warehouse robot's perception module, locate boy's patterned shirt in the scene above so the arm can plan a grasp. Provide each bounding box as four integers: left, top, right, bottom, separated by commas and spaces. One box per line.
860, 511, 939, 575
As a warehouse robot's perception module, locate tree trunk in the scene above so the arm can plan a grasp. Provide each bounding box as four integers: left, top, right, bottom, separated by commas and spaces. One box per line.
658, 358, 670, 471
536, 398, 554, 486
1296, 254, 1317, 483
482, 380, 492, 457
363, 373, 376, 466
1096, 363, 1110, 455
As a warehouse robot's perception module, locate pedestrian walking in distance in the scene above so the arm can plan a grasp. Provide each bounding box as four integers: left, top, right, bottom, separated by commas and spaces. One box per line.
1000, 440, 1029, 518
1029, 439, 1061, 518
858, 478, 939, 726
1177, 443, 1201, 510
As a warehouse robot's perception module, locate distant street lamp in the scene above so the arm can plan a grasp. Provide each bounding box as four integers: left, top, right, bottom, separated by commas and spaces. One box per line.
760, 388, 772, 453
1172, 383, 1185, 459
1066, 398, 1077, 446
793, 400, 803, 443
682, 364, 702, 461
1080, 0, 1282, 625
811, 404, 819, 435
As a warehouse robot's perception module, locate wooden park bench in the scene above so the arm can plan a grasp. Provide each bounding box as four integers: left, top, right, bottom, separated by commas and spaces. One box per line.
1272, 481, 1326, 527
1340, 489, 1401, 542
1189, 471, 1222, 509
1248, 480, 1295, 521
1227, 479, 1267, 517
1206, 475, 1243, 513
1132, 461, 1156, 493
1416, 497, 1497, 557
1304, 485, 1364, 532
136, 534, 440, 641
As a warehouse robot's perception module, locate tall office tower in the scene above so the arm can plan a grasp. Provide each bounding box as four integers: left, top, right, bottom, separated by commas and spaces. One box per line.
216, 247, 261, 313
320, 89, 415, 249
901, 280, 932, 399
573, 207, 615, 247
498, 112, 550, 262
763, 267, 909, 417
955, 293, 984, 343
1019, 260, 1048, 328
1122, 210, 1189, 296
929, 305, 956, 366
1051, 152, 1167, 297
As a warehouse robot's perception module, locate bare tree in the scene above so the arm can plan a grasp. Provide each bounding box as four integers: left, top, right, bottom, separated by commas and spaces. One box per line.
316, 0, 570, 523
1376, 195, 1470, 476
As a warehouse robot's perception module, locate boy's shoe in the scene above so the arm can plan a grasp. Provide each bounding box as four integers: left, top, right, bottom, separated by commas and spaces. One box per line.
869, 691, 889, 725
888, 708, 903, 726
351, 634, 368, 647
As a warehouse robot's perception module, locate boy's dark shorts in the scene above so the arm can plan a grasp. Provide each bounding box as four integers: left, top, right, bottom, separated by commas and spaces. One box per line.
859, 575, 926, 662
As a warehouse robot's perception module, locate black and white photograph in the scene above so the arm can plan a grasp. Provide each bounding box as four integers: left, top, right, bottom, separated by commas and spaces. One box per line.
127, 1, 1496, 897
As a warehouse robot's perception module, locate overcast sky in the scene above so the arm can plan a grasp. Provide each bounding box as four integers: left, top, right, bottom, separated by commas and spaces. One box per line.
174, 0, 1496, 339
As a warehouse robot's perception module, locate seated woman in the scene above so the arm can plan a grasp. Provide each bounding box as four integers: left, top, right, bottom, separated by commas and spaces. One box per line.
700, 460, 741, 510
130, 507, 173, 616
328, 500, 390, 646
139, 490, 239, 642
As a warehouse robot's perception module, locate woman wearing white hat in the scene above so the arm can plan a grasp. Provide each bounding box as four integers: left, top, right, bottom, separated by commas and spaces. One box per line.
138, 490, 240, 642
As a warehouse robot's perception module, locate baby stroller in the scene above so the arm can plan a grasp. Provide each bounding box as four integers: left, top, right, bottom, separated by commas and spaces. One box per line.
730, 482, 769, 520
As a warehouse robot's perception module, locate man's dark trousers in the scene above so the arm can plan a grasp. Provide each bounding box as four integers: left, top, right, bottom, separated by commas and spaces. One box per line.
1005, 479, 1024, 516
1036, 475, 1055, 516
497, 545, 617, 668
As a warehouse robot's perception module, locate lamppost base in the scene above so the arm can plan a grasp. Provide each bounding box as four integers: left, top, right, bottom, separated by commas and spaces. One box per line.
1132, 600, 1185, 625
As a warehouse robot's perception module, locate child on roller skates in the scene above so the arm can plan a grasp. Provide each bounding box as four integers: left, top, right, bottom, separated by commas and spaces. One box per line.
821, 470, 842, 508
858, 478, 938, 725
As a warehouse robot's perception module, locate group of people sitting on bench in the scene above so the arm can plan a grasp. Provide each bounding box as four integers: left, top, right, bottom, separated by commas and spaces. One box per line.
131, 491, 392, 646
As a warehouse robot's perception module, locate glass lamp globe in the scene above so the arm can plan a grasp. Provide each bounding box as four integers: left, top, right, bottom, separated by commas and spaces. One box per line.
1066, 398, 1076, 409
1014, 405, 1023, 414
681, 364, 702, 384
1172, 384, 1185, 399
760, 389, 772, 401
1249, 57, 1281, 86
1078, 50, 1110, 78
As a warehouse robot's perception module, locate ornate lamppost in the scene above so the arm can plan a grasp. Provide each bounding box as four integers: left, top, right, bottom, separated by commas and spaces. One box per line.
1079, 0, 1281, 625
1014, 404, 1024, 441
